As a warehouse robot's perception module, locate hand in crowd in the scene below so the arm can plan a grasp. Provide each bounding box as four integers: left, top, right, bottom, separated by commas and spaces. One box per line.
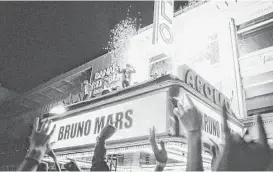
149, 127, 168, 163
91, 124, 116, 171
214, 105, 272, 171
37, 162, 48, 171
47, 149, 61, 172
173, 94, 202, 134
29, 118, 56, 152
209, 138, 223, 171
173, 94, 203, 171
18, 118, 56, 171
98, 124, 117, 141
47, 149, 56, 159
149, 127, 167, 172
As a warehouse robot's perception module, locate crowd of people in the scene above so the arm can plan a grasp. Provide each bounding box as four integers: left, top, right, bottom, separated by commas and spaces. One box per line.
16, 94, 273, 171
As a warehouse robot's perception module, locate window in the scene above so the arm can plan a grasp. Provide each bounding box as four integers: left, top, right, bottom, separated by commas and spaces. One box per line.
238, 22, 273, 56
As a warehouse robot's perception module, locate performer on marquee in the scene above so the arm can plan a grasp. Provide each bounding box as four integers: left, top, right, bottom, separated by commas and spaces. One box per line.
101, 75, 111, 95
120, 64, 136, 88
82, 80, 93, 100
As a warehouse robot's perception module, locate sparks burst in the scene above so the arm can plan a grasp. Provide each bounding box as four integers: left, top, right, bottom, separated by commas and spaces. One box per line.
105, 16, 141, 65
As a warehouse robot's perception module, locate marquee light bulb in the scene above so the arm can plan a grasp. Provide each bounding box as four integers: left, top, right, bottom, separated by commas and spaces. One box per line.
49, 105, 67, 115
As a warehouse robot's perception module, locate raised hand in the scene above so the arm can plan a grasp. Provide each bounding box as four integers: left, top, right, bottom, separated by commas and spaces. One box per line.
47, 149, 55, 159
173, 94, 203, 171
29, 118, 56, 151
149, 127, 168, 164
243, 114, 272, 170
215, 105, 272, 171
18, 118, 56, 171
47, 149, 61, 172
173, 94, 202, 133
210, 138, 224, 171
98, 124, 116, 141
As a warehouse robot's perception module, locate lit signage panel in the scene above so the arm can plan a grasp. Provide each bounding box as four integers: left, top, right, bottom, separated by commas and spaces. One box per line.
186, 92, 242, 144
50, 92, 168, 150
175, 65, 243, 144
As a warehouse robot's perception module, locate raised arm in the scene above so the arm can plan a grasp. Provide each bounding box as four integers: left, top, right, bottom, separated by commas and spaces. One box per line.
149, 127, 168, 172
47, 150, 61, 172
90, 125, 116, 171
17, 118, 56, 171
173, 94, 203, 171
130, 67, 136, 73
215, 106, 272, 171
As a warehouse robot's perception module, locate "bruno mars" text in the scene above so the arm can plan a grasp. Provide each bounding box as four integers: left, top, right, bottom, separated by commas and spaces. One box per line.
57, 109, 133, 141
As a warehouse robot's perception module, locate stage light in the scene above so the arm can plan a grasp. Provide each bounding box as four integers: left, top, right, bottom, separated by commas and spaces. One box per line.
49, 105, 67, 115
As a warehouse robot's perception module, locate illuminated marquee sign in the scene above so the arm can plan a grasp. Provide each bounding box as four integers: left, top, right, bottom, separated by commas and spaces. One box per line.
174, 88, 243, 144
150, 0, 174, 78
177, 65, 234, 115
176, 65, 243, 144
91, 64, 121, 95
188, 94, 242, 144
57, 109, 133, 141
94, 64, 120, 80
50, 92, 168, 150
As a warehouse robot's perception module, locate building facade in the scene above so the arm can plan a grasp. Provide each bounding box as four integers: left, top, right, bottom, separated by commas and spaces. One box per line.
0, 0, 273, 170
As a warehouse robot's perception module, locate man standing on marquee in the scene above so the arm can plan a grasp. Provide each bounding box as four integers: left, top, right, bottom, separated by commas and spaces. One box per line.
82, 67, 94, 100
120, 64, 136, 88
82, 80, 93, 100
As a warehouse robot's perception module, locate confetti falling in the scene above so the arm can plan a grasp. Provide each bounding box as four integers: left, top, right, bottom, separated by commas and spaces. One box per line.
105, 10, 141, 66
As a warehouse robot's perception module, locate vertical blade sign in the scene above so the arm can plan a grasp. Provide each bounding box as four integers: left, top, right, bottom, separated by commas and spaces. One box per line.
152, 0, 174, 45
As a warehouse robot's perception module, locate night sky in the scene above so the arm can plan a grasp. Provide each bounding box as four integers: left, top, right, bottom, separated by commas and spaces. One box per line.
0, 1, 187, 93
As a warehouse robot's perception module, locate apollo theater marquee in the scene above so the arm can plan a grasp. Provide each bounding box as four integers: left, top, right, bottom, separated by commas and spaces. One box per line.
41, 0, 244, 170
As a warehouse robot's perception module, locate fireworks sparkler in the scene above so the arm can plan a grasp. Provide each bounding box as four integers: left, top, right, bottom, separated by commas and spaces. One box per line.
105, 10, 141, 66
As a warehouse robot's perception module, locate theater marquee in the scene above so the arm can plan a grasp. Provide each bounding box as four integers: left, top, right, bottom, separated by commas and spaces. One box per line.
175, 65, 243, 144
50, 92, 169, 150
185, 94, 242, 144
45, 67, 243, 151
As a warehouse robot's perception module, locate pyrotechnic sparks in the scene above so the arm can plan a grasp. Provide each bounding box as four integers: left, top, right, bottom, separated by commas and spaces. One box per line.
105, 14, 141, 66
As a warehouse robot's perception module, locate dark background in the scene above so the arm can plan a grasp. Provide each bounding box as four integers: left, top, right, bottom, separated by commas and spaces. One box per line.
0, 1, 187, 93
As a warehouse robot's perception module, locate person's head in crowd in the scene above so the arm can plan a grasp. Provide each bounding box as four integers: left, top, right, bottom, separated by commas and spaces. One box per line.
90, 161, 110, 171
64, 159, 81, 171
37, 162, 48, 171
211, 105, 272, 171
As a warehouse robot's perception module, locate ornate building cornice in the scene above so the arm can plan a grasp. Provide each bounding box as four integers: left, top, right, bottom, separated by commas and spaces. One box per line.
240, 113, 273, 127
